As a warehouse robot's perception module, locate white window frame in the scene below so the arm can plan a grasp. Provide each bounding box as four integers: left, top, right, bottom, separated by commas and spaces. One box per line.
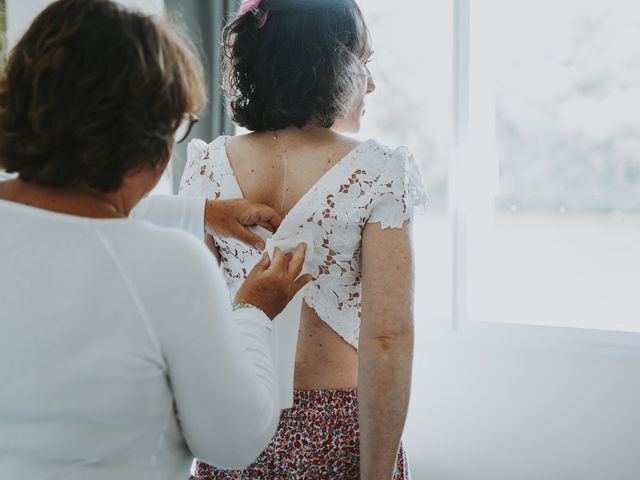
448, 0, 640, 353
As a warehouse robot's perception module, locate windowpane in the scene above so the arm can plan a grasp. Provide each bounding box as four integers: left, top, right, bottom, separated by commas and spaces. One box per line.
356, 3, 453, 476
358, 0, 453, 323
358, 0, 451, 211
465, 0, 640, 331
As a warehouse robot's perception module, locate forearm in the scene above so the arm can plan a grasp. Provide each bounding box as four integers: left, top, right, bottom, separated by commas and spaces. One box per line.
161, 298, 280, 468
191, 309, 281, 468
358, 332, 414, 480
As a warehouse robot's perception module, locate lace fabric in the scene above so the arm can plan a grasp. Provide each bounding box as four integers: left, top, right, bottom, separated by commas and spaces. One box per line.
179, 136, 427, 349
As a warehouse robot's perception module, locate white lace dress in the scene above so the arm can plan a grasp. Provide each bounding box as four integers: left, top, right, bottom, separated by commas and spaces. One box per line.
180, 136, 426, 403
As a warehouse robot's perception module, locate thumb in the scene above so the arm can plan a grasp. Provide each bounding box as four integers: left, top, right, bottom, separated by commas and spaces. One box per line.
243, 203, 283, 233
231, 223, 267, 251
253, 251, 271, 273
291, 274, 314, 296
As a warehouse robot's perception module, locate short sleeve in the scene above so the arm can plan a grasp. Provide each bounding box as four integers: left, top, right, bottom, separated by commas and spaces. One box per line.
179, 138, 222, 199
367, 147, 427, 229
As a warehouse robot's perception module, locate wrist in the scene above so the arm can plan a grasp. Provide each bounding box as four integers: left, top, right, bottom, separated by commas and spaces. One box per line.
232, 302, 269, 319
234, 293, 276, 319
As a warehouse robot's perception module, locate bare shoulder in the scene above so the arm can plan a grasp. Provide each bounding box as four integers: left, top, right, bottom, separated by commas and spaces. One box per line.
333, 132, 362, 149
224, 131, 253, 149
224, 132, 271, 165
225, 131, 275, 151
305, 133, 363, 171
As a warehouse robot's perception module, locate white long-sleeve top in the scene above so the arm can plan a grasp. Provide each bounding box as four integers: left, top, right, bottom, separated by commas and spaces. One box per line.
130, 194, 206, 240
0, 196, 281, 480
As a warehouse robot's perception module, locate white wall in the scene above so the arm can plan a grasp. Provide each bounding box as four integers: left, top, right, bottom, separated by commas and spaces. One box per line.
404, 330, 640, 480
6, 0, 164, 49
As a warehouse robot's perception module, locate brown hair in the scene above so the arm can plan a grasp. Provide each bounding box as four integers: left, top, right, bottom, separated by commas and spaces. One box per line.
223, 0, 372, 132
0, 0, 206, 192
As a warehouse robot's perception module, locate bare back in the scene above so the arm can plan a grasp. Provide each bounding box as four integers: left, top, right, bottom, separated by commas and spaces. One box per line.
225, 128, 360, 389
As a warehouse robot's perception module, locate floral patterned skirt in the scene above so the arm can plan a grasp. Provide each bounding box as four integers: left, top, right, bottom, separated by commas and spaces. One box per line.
190, 388, 410, 480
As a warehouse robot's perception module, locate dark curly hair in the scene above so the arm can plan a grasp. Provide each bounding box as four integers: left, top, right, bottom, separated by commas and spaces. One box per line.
223, 0, 372, 132
0, 0, 206, 192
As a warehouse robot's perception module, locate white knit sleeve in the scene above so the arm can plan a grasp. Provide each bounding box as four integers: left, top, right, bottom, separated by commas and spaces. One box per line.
130, 195, 206, 240
130, 230, 280, 469
179, 139, 221, 199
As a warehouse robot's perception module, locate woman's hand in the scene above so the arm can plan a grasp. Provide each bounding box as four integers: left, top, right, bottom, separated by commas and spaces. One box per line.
204, 199, 282, 251
234, 243, 313, 319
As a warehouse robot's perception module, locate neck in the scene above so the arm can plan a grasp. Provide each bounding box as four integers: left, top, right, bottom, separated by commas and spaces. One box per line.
1, 179, 131, 219
75, 185, 129, 217
262, 125, 346, 144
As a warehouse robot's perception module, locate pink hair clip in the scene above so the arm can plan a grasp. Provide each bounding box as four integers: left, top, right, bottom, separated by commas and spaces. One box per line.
239, 0, 270, 29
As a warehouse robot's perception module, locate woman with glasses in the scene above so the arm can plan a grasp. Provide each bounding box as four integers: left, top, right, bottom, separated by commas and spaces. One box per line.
0, 1, 311, 479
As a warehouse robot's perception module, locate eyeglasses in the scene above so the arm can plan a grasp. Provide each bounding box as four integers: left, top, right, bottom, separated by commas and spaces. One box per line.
174, 114, 199, 144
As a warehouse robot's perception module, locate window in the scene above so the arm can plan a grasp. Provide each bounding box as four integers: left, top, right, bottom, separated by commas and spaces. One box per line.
358, 0, 454, 323
458, 0, 640, 332
227, 1, 640, 337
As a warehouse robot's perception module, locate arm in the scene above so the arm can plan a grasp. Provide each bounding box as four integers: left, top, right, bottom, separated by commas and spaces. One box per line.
173, 138, 282, 249
358, 220, 415, 480
142, 234, 310, 468
131, 195, 282, 251
145, 237, 279, 468
131, 194, 206, 240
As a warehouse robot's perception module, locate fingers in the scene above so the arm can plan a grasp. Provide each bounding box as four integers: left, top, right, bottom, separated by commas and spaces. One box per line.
257, 222, 276, 234
267, 243, 307, 276
257, 204, 283, 231
244, 204, 283, 233
237, 243, 314, 319
287, 242, 308, 276
268, 247, 285, 271
231, 223, 267, 251
252, 251, 271, 274
292, 274, 314, 295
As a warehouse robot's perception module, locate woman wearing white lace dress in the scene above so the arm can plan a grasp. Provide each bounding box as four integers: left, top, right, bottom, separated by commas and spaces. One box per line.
180, 0, 427, 478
